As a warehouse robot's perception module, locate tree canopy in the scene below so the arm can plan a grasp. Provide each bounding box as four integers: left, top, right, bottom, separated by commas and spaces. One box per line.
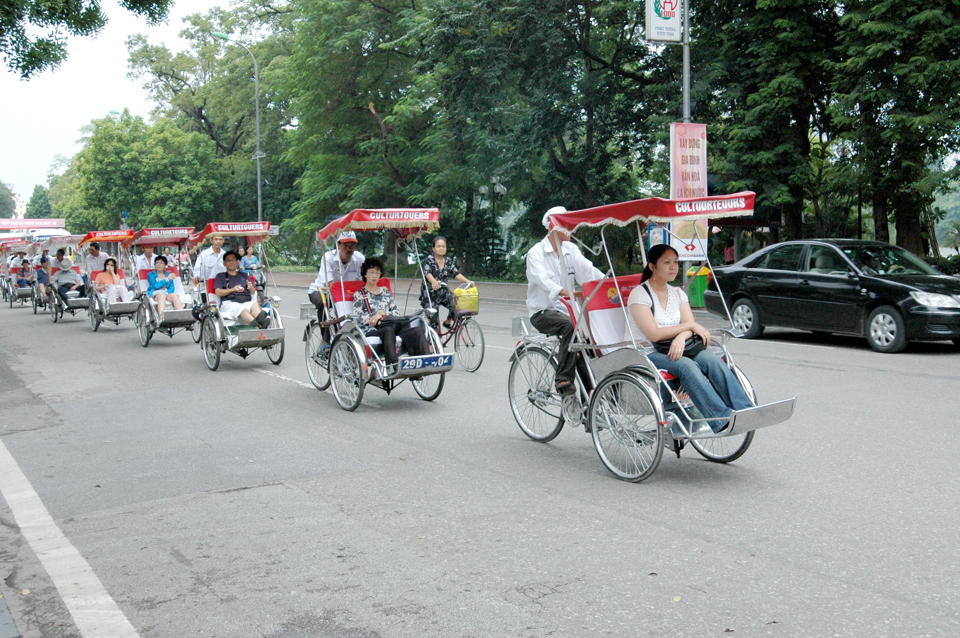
1, 0, 173, 78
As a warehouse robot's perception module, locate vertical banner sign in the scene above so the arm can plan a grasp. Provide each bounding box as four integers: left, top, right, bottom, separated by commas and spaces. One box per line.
646, 0, 682, 42
669, 122, 709, 259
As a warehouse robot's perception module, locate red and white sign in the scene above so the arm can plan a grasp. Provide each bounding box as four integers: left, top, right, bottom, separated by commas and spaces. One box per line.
0, 218, 66, 230
646, 0, 682, 42
668, 123, 709, 259
317, 208, 440, 242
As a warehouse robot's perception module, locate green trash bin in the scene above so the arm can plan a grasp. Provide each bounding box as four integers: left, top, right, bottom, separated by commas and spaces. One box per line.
686, 266, 711, 308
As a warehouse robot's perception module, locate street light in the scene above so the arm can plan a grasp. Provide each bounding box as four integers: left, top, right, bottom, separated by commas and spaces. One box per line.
212, 31, 264, 222
478, 176, 507, 218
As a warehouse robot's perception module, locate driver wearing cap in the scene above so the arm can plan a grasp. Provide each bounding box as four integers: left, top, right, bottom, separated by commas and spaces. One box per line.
526, 206, 604, 396
308, 230, 366, 350
51, 251, 85, 300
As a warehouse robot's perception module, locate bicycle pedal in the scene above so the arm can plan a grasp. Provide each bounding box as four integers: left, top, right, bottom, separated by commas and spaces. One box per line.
562, 394, 585, 425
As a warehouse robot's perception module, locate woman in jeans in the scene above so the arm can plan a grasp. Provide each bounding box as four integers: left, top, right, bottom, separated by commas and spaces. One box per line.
623, 244, 752, 433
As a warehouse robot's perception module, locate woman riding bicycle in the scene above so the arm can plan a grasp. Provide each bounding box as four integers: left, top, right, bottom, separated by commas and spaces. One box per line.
419, 236, 472, 329
624, 243, 752, 433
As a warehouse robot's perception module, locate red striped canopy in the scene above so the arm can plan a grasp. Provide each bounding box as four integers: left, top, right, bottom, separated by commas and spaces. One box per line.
317, 208, 440, 242
126, 227, 195, 247
79, 230, 134, 246
188, 222, 271, 249
548, 192, 756, 233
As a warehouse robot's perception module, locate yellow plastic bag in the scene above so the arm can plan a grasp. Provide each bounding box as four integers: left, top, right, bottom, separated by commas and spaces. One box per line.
454, 283, 479, 315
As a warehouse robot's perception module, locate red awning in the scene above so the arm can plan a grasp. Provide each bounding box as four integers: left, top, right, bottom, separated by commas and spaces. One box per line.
126, 227, 195, 247
548, 192, 756, 233
317, 208, 440, 242
78, 230, 135, 246
188, 222, 271, 249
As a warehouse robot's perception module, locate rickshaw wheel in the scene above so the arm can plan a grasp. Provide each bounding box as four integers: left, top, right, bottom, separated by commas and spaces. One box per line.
304, 323, 331, 391
32, 292, 37, 314
412, 372, 444, 401
589, 372, 664, 483
50, 298, 59, 323
266, 311, 284, 365
201, 317, 221, 371
689, 365, 755, 463
89, 306, 101, 332
508, 346, 564, 442
330, 337, 364, 411
454, 316, 485, 372
135, 303, 151, 347
190, 311, 202, 343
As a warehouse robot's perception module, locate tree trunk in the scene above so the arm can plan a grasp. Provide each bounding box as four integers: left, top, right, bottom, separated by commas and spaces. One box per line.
872, 190, 890, 243
894, 197, 924, 256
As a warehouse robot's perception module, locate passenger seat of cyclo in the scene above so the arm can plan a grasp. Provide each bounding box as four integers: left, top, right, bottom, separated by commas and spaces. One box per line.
89, 268, 128, 297
138, 268, 192, 308
329, 278, 393, 350
580, 273, 651, 355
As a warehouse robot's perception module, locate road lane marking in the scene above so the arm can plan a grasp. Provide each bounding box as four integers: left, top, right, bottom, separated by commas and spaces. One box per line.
0, 440, 139, 638
484, 344, 515, 350
280, 315, 297, 319
255, 368, 314, 389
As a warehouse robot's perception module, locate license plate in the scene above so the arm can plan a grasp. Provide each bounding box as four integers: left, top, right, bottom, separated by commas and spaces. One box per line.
400, 354, 453, 370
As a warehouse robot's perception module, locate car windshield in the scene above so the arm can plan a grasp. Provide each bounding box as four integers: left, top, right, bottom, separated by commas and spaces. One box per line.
842, 245, 940, 276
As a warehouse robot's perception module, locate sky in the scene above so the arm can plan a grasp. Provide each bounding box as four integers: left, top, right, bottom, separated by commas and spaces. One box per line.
0, 0, 225, 204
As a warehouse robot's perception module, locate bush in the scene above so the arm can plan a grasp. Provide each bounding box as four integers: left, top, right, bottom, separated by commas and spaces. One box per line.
925, 255, 960, 275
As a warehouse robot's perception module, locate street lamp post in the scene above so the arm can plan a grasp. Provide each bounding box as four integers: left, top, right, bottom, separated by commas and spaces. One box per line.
478, 176, 507, 218
212, 32, 264, 223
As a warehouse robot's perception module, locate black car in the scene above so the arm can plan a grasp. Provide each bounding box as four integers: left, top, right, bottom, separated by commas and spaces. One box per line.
703, 239, 960, 353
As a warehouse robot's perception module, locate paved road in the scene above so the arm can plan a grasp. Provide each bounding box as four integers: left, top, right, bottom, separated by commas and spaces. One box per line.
0, 288, 958, 637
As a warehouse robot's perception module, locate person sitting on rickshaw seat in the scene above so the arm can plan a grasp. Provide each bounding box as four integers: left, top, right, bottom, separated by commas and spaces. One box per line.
52, 256, 84, 301
94, 258, 132, 306
214, 251, 271, 328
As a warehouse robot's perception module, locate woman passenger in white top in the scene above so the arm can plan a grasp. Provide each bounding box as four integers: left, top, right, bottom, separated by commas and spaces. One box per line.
624, 244, 752, 432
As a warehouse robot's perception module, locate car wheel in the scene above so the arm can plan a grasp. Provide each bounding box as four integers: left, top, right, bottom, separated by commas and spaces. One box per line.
867, 305, 907, 353
731, 298, 763, 339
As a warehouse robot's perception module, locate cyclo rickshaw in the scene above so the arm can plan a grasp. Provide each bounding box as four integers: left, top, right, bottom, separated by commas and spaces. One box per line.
302, 208, 453, 411
78, 230, 141, 331
191, 222, 285, 370
43, 235, 91, 323
508, 193, 796, 482
123, 227, 200, 346
1, 240, 34, 308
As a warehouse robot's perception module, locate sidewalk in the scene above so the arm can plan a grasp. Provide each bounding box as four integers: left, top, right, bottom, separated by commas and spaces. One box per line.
266, 271, 718, 323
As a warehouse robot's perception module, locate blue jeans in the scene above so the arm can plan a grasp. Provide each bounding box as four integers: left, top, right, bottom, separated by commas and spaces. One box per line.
647, 350, 753, 431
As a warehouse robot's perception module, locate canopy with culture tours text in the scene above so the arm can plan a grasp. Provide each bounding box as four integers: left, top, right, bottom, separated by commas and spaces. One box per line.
78, 230, 135, 246
125, 227, 195, 247
188, 222, 271, 249
547, 192, 756, 233
317, 208, 440, 242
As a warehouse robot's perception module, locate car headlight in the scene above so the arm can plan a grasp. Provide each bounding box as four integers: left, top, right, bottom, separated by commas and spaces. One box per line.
909, 291, 960, 308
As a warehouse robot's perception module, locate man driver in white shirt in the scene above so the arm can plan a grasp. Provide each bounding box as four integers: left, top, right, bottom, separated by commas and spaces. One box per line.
307, 231, 365, 352
192, 235, 226, 289
526, 206, 604, 396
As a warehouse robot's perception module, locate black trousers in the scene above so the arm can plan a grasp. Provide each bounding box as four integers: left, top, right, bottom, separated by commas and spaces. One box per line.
308, 290, 331, 342
373, 324, 430, 365
530, 309, 576, 385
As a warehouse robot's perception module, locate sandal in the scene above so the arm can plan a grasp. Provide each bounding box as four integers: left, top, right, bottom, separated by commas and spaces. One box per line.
442, 318, 454, 329
555, 380, 576, 396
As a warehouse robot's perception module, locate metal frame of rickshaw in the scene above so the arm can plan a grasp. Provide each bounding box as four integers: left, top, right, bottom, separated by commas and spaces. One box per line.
78, 230, 140, 332
189, 222, 285, 371
122, 227, 200, 346
507, 193, 797, 482
1, 240, 34, 307
40, 235, 91, 322
303, 208, 454, 411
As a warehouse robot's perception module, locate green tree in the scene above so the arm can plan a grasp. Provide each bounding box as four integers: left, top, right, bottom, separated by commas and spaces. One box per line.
831, 0, 960, 254
940, 219, 960, 256
25, 184, 54, 218
0, 183, 14, 218
697, 0, 838, 240
1, 0, 172, 78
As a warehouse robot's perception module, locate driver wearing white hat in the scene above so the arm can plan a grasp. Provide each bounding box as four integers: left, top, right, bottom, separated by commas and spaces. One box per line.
308, 230, 366, 351
525, 206, 604, 395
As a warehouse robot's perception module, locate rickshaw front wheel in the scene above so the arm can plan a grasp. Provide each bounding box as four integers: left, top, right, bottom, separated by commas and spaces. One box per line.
330, 337, 364, 411
508, 346, 564, 442
412, 371, 444, 401
689, 364, 756, 463
589, 372, 664, 483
